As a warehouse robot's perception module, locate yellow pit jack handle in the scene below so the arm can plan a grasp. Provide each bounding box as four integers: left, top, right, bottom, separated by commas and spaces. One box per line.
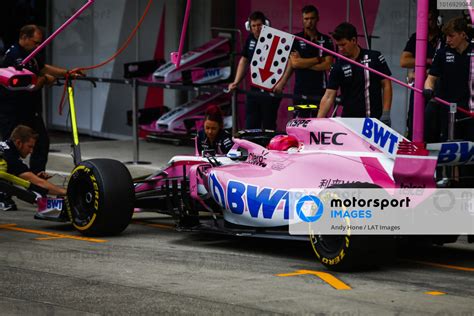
67, 77, 97, 166
68, 79, 81, 165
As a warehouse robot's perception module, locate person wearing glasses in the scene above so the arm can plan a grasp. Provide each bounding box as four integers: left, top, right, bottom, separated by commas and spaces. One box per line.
0, 24, 82, 176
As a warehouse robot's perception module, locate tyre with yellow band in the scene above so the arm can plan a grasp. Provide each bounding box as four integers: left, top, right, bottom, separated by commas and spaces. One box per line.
67, 159, 134, 236
309, 183, 396, 271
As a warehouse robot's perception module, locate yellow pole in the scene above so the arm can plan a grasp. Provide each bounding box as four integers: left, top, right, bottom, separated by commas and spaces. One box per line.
68, 86, 80, 146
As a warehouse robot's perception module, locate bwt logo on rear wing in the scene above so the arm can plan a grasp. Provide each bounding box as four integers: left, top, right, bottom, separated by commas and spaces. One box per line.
427, 142, 474, 166
335, 118, 406, 158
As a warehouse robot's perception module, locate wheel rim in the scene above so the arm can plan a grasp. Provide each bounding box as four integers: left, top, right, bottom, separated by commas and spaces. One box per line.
68, 174, 96, 222
316, 235, 345, 254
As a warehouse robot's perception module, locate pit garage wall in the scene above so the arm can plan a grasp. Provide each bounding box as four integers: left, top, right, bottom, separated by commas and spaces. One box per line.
49, 0, 183, 139
49, 0, 418, 137
237, 0, 418, 134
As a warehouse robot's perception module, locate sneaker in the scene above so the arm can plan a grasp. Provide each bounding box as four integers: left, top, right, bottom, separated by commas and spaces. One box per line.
0, 197, 17, 211
436, 178, 450, 188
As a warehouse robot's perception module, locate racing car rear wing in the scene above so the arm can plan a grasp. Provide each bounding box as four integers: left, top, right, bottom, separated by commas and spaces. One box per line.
392, 140, 474, 189
427, 141, 474, 166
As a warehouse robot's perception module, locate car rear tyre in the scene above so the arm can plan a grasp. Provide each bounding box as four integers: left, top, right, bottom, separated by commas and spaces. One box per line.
67, 159, 134, 236
310, 183, 396, 271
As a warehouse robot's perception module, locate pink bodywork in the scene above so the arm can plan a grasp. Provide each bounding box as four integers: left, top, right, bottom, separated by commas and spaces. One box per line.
139, 93, 230, 135
137, 118, 437, 227
152, 37, 231, 83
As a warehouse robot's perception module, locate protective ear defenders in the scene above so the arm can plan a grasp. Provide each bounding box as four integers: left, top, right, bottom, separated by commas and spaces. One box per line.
245, 17, 270, 32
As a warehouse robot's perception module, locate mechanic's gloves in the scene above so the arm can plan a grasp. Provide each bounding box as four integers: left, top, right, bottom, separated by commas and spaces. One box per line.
422, 88, 434, 100
380, 110, 391, 127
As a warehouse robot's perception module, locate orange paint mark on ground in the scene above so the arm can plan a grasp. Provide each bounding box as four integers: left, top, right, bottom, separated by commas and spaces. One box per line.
0, 224, 107, 243
277, 269, 352, 290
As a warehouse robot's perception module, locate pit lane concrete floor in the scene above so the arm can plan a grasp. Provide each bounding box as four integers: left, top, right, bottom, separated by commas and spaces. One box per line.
0, 138, 473, 315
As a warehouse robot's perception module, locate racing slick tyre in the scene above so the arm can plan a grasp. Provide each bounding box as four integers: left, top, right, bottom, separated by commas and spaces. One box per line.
66, 159, 134, 236
310, 183, 396, 271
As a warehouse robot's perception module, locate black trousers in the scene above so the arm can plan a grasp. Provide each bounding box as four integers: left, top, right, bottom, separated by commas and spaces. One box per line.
245, 88, 281, 130
424, 101, 474, 142
292, 87, 325, 118
424, 101, 474, 185
0, 111, 50, 174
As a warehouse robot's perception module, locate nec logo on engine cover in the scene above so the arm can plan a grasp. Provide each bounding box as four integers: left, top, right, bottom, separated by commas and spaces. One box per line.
310, 132, 346, 146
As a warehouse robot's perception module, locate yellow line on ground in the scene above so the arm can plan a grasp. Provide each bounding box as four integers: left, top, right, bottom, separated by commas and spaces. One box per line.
0, 224, 18, 229
425, 291, 446, 296
299, 270, 352, 290
0, 224, 107, 243
277, 269, 352, 290
406, 260, 474, 272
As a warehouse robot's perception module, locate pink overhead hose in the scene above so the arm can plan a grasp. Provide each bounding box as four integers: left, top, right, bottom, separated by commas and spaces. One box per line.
174, 0, 192, 68
22, 0, 94, 66
298, 36, 454, 107
296, 32, 474, 118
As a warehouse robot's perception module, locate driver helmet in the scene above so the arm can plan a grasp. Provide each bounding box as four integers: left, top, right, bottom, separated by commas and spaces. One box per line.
267, 134, 299, 151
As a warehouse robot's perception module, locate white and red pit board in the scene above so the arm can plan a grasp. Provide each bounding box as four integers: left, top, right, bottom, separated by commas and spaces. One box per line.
250, 26, 295, 91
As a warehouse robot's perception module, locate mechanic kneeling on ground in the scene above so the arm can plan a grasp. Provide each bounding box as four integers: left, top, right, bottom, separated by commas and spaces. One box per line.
0, 125, 66, 211
196, 105, 233, 155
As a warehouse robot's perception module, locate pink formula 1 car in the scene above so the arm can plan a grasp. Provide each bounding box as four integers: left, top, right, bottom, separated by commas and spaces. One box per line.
8, 0, 470, 271
65, 116, 474, 270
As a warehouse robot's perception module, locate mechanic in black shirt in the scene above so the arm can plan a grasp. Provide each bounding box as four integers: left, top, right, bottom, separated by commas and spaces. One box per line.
274, 5, 334, 109
228, 11, 281, 130
400, 4, 444, 139
196, 105, 234, 155
318, 23, 393, 122
0, 25, 82, 174
0, 125, 66, 211
424, 17, 474, 142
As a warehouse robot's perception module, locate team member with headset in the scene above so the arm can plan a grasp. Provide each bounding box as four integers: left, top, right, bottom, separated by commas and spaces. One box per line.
228, 11, 281, 130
